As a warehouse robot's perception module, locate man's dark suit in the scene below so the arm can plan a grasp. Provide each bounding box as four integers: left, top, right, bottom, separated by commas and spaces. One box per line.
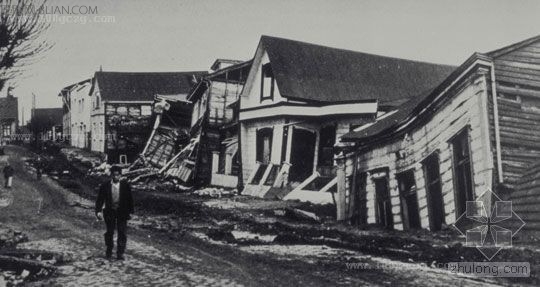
95, 180, 134, 257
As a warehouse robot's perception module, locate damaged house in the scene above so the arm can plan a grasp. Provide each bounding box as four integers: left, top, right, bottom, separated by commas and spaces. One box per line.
337, 35, 540, 232
88, 71, 205, 164
186, 59, 251, 188
238, 36, 455, 204
142, 59, 251, 187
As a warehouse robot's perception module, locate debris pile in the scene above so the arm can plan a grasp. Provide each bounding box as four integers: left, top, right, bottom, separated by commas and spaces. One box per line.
0, 226, 60, 285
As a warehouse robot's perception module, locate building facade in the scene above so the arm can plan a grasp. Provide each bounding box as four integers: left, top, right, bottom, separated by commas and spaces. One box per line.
89, 71, 205, 164
59, 79, 92, 148
0, 91, 18, 145
337, 36, 540, 232
238, 36, 455, 203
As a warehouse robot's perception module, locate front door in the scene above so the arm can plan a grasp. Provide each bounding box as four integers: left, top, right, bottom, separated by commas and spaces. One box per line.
396, 170, 421, 230
289, 127, 316, 182
373, 173, 393, 229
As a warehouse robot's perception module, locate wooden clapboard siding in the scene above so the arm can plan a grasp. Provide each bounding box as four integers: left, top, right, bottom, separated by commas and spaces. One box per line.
493, 39, 540, 187
348, 71, 492, 230
509, 161, 540, 237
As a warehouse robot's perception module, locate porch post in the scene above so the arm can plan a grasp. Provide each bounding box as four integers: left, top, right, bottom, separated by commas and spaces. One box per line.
211, 151, 220, 174
336, 156, 347, 221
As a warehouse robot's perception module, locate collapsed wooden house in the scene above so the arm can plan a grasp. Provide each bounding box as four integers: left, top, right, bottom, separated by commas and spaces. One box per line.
238, 36, 455, 204
138, 60, 251, 187
88, 71, 206, 164
337, 35, 540, 232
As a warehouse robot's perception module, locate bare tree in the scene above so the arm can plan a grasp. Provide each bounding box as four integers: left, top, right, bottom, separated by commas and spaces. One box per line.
0, 0, 51, 91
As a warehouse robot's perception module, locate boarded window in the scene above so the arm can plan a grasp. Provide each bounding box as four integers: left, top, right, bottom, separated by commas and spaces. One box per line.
256, 128, 273, 164
451, 128, 474, 217
260, 63, 275, 102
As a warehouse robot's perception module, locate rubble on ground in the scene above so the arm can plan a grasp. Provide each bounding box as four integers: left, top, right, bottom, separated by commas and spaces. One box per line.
0, 226, 62, 285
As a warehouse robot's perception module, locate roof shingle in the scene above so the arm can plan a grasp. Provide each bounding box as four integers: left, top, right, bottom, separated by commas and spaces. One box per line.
92, 71, 207, 102
261, 36, 456, 105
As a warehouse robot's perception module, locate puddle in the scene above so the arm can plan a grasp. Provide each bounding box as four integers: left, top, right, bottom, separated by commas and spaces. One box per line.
231, 231, 276, 243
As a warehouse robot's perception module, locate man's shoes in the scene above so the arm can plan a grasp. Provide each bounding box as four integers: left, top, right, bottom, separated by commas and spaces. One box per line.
116, 254, 125, 261
106, 249, 113, 260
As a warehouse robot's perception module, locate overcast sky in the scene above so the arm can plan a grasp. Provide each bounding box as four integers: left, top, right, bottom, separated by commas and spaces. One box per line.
6, 0, 540, 123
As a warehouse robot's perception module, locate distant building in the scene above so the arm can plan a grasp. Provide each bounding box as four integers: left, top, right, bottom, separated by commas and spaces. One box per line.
30, 108, 63, 141
88, 71, 206, 164
58, 78, 92, 148
0, 90, 18, 145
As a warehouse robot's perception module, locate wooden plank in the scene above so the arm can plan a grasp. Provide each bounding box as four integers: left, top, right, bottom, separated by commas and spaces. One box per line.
505, 50, 540, 59
496, 84, 540, 100
495, 64, 540, 78
497, 56, 540, 67
497, 74, 540, 89
497, 69, 540, 84
518, 46, 540, 54
496, 59, 540, 71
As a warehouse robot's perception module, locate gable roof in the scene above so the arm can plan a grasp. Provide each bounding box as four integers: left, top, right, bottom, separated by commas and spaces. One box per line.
0, 96, 18, 121
260, 35, 456, 105
91, 71, 207, 102
341, 53, 492, 143
341, 34, 540, 144
58, 78, 92, 97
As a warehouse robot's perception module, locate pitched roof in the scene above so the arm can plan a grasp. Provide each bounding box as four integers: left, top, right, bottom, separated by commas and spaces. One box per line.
91, 71, 207, 102
487, 34, 540, 58
340, 53, 491, 143
32, 108, 63, 126
0, 96, 18, 121
260, 35, 456, 105
340, 92, 429, 141
58, 78, 92, 97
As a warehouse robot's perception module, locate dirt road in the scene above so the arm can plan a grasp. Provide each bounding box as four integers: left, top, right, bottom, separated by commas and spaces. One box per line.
0, 146, 502, 286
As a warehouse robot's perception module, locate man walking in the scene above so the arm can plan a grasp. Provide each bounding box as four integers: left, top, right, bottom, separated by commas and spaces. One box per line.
95, 166, 134, 260
3, 163, 14, 189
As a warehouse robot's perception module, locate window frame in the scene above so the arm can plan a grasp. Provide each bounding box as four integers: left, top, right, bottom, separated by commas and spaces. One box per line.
260, 63, 275, 102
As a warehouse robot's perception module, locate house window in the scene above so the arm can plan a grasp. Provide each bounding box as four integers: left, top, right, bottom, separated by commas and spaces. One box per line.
95, 95, 100, 109
260, 63, 275, 102
2, 124, 11, 136
116, 105, 128, 115
141, 105, 152, 116
318, 125, 336, 167
423, 153, 445, 231
256, 127, 273, 164
396, 170, 420, 230
451, 128, 474, 217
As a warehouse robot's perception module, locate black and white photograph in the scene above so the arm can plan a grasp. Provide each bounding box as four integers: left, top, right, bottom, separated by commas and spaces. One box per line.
0, 0, 539, 286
